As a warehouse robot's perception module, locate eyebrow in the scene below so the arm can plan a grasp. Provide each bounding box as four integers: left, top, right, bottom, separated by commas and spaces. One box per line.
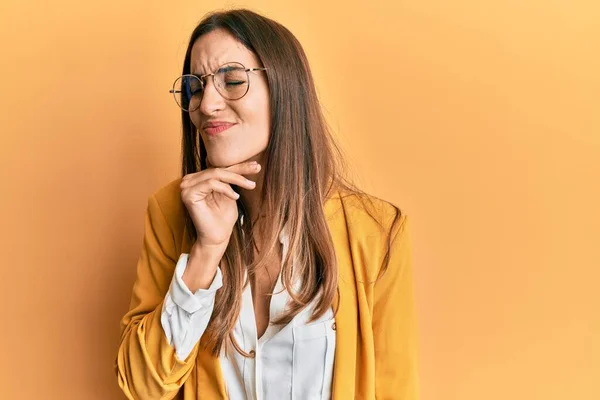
190, 64, 244, 76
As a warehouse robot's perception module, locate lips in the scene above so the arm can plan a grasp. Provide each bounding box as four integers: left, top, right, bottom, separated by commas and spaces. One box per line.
202, 121, 236, 136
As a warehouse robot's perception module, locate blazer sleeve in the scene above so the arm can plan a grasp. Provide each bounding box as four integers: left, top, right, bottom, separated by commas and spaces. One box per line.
115, 194, 201, 400
372, 214, 420, 399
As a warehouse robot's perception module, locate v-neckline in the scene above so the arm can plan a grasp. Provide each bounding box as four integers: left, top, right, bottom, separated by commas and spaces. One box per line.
238, 216, 294, 346
238, 262, 292, 347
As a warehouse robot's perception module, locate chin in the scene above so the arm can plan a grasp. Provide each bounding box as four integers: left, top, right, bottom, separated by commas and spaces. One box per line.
206, 153, 254, 169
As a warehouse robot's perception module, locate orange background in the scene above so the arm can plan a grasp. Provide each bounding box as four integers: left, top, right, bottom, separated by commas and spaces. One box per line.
1, 1, 599, 399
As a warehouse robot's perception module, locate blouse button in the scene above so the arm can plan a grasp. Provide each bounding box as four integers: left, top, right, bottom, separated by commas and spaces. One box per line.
249, 350, 256, 358
332, 322, 337, 331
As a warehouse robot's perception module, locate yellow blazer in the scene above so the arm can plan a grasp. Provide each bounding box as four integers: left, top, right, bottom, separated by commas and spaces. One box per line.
115, 179, 419, 399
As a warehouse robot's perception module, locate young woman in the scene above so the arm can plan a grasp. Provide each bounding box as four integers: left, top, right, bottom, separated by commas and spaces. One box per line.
115, 8, 418, 400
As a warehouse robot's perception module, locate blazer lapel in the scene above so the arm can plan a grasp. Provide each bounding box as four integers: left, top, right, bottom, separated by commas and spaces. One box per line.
325, 193, 358, 400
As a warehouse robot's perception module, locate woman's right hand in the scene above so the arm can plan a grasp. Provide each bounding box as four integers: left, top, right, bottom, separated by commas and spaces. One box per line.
180, 160, 261, 248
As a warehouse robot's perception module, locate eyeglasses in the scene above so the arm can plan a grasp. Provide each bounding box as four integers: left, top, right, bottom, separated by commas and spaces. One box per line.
169, 62, 268, 112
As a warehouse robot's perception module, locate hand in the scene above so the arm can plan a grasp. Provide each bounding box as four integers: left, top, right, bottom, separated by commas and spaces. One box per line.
180, 160, 261, 248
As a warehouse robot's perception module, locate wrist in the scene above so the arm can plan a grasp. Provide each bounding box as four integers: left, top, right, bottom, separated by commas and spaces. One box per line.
190, 241, 227, 264
182, 242, 227, 292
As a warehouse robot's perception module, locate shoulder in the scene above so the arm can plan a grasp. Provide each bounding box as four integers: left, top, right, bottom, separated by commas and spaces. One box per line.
331, 188, 409, 281
152, 177, 184, 213
147, 177, 186, 234
335, 188, 407, 236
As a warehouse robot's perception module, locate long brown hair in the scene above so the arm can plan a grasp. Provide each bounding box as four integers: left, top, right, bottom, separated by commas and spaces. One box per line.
179, 8, 403, 356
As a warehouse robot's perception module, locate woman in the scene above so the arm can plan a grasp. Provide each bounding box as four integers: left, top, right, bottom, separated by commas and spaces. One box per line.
115, 8, 418, 400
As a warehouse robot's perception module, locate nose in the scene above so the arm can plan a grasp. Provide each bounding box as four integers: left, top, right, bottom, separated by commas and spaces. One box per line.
198, 76, 226, 115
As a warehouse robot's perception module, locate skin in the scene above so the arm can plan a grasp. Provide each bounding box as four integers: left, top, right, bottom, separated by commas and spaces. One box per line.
180, 28, 281, 339
188, 28, 270, 222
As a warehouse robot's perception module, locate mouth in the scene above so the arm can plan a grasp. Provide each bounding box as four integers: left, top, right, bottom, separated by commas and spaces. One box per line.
203, 123, 236, 136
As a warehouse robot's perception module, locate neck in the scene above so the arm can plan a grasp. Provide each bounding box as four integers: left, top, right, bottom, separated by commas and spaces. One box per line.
238, 153, 267, 225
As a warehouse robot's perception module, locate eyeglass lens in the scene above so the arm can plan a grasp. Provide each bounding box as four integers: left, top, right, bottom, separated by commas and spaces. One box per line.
173, 62, 250, 111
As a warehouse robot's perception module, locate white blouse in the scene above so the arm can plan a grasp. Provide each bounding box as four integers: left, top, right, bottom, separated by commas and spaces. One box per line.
160, 222, 336, 400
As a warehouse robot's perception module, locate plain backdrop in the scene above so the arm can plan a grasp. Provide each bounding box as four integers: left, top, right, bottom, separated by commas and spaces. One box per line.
1, 0, 599, 399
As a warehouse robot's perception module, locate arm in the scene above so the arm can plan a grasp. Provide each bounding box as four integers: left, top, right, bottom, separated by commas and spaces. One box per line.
161, 253, 223, 361
372, 215, 420, 399
115, 194, 208, 399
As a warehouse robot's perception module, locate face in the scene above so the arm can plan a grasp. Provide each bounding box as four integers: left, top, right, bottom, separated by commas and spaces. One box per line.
189, 29, 271, 168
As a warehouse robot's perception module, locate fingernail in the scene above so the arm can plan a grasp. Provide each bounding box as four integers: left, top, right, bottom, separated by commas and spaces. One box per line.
247, 179, 256, 186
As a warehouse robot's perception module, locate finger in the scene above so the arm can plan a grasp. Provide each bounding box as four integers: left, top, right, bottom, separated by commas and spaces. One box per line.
179, 157, 219, 183
183, 178, 240, 202
181, 160, 260, 182
224, 160, 262, 176
198, 178, 240, 201
183, 168, 257, 190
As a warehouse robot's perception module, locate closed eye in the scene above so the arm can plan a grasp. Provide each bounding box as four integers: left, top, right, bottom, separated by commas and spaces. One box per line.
225, 80, 245, 86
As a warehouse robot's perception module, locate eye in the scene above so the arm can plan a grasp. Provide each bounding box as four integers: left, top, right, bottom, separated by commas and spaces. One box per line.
224, 80, 245, 87
185, 77, 204, 96
190, 86, 204, 96
221, 68, 248, 87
